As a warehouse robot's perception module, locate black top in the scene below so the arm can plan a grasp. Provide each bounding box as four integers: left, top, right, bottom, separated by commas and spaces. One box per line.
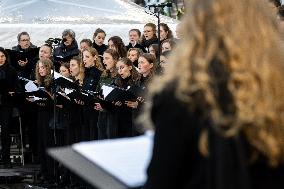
0, 63, 18, 106
144, 84, 284, 189
53, 40, 80, 70
138, 75, 151, 90
141, 38, 158, 52
82, 66, 102, 92
92, 43, 108, 57
10, 44, 38, 79
92, 43, 108, 64
126, 43, 147, 53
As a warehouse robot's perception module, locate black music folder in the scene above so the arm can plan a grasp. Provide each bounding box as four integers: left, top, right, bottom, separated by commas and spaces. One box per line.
52, 70, 79, 90
55, 91, 72, 105
48, 132, 154, 189
67, 89, 98, 105
55, 77, 78, 90
101, 84, 138, 102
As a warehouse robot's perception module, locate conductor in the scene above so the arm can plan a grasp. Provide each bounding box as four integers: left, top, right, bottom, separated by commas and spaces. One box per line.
143, 0, 284, 188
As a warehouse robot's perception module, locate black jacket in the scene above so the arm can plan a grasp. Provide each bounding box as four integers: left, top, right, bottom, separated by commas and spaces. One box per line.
92, 43, 108, 64
82, 66, 102, 92
0, 63, 18, 106
141, 38, 159, 52
144, 85, 284, 189
92, 43, 108, 57
53, 40, 80, 70
126, 43, 147, 53
11, 44, 38, 79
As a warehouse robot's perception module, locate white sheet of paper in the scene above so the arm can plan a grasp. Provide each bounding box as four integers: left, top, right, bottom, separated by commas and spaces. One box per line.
64, 88, 74, 95
101, 85, 114, 99
25, 81, 39, 92
72, 131, 154, 188
51, 70, 73, 82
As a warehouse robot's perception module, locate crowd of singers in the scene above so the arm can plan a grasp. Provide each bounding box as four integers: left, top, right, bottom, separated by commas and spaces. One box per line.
0, 23, 178, 184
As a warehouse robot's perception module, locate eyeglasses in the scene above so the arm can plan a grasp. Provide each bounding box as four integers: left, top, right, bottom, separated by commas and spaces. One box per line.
20, 39, 30, 42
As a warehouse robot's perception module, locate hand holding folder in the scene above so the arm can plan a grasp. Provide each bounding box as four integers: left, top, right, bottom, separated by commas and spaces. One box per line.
17, 76, 52, 102
101, 84, 138, 102
52, 70, 79, 90
67, 89, 99, 106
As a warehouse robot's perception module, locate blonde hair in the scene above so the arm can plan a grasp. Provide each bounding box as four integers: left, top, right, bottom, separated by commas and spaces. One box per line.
35, 59, 53, 88
144, 0, 284, 166
82, 47, 104, 71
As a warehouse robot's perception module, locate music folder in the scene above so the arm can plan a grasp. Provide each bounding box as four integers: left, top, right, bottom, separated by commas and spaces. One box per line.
67, 89, 98, 106
55, 91, 72, 105
101, 84, 138, 102
48, 131, 154, 189
52, 70, 79, 90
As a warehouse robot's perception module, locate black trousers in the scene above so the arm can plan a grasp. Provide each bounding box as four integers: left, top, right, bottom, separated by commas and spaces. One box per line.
67, 107, 82, 144
0, 106, 13, 164
97, 111, 119, 140
81, 107, 99, 141
37, 107, 54, 179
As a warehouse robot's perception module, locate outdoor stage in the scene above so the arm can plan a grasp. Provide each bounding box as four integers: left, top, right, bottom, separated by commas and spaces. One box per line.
0, 164, 47, 189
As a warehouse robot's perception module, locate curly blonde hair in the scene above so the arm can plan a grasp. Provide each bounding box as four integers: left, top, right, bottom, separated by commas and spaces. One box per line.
35, 59, 53, 88
144, 0, 284, 166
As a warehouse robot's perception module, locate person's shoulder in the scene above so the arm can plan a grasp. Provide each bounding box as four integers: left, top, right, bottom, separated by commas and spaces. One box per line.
11, 45, 20, 51
29, 43, 37, 49
101, 44, 108, 49
53, 46, 61, 54
152, 81, 185, 110
89, 66, 102, 76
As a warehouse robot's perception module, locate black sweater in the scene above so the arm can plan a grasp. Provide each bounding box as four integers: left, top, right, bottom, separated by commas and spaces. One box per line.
53, 40, 80, 70
82, 66, 102, 92
92, 43, 108, 57
141, 38, 158, 51
11, 44, 38, 79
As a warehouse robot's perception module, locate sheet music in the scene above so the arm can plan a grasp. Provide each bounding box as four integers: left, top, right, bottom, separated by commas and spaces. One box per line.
29, 96, 45, 102
101, 85, 114, 99
72, 131, 154, 188
25, 81, 39, 92
64, 88, 74, 95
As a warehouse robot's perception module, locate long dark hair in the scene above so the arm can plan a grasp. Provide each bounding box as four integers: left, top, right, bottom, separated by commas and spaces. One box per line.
0, 47, 9, 65
102, 49, 119, 78
160, 23, 174, 39
115, 57, 140, 87
139, 53, 157, 78
108, 36, 127, 58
